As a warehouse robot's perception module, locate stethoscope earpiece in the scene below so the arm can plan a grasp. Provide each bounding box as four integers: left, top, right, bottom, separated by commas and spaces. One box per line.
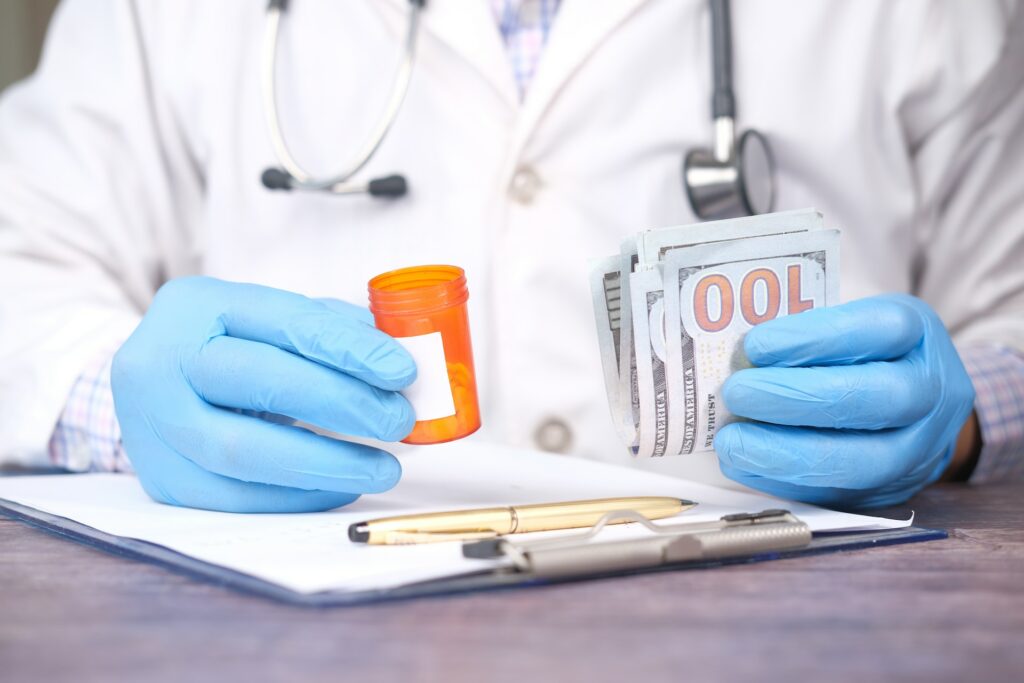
367, 175, 409, 198
261, 167, 293, 191
260, 167, 408, 198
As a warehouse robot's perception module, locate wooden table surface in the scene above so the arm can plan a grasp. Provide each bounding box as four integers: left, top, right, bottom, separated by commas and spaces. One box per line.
1, 481, 1022, 683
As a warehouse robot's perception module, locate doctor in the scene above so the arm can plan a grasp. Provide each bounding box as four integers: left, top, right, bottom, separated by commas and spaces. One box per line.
0, 0, 1022, 512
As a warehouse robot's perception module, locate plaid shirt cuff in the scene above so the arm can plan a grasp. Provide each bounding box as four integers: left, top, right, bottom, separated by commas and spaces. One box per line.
960, 344, 1024, 483
48, 347, 132, 473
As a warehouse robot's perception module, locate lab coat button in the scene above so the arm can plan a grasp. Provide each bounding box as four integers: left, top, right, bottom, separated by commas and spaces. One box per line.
509, 166, 542, 204
534, 417, 573, 454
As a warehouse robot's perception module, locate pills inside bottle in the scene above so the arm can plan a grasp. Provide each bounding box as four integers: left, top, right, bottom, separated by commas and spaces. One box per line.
368, 265, 481, 444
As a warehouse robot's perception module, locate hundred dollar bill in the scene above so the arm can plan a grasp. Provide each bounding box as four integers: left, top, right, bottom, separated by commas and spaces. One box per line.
589, 255, 629, 442
625, 209, 824, 456
617, 238, 641, 452
661, 229, 840, 456
588, 208, 841, 459
628, 268, 670, 457
637, 208, 824, 271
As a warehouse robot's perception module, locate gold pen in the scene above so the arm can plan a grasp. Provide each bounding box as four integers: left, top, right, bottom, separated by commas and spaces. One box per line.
348, 496, 696, 545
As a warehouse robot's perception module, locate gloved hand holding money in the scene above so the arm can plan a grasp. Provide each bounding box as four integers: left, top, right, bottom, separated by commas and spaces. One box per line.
590, 209, 839, 459
591, 209, 977, 509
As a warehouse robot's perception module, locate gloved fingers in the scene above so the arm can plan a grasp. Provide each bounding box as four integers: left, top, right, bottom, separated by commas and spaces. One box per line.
315, 297, 375, 325
722, 359, 933, 430
132, 445, 360, 513
187, 278, 415, 391
161, 406, 403, 494
744, 295, 924, 367
187, 336, 415, 441
716, 462, 857, 507
713, 421, 918, 490
716, 462, 917, 510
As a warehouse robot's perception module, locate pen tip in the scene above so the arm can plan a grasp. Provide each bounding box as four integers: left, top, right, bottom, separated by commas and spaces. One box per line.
348, 524, 370, 543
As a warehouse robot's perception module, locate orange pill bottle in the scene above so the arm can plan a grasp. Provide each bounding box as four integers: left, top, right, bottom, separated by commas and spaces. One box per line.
368, 265, 481, 444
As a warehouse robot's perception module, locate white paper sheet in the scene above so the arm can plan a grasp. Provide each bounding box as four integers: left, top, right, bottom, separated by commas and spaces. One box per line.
0, 441, 910, 595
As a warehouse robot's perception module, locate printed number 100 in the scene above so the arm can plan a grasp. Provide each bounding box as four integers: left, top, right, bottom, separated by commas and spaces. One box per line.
693, 264, 814, 333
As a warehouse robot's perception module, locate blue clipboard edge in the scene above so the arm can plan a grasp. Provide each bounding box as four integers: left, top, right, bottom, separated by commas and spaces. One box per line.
0, 497, 947, 608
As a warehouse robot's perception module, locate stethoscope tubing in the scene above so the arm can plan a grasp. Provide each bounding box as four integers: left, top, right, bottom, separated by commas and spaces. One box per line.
259, 0, 772, 216
261, 0, 423, 192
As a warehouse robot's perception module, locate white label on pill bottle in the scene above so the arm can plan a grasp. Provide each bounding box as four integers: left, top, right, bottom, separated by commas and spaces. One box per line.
396, 332, 456, 421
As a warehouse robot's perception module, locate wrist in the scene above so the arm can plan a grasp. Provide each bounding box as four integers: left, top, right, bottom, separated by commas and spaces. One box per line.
941, 410, 981, 482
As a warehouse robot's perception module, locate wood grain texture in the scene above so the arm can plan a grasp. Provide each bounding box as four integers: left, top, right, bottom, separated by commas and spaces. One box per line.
1, 482, 1022, 683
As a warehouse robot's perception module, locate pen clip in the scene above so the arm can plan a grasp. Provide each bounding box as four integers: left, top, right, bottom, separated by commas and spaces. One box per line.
467, 509, 675, 560
537, 509, 668, 547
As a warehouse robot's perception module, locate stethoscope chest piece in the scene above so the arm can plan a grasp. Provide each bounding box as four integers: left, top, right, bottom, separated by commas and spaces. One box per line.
682, 0, 776, 220
684, 127, 774, 220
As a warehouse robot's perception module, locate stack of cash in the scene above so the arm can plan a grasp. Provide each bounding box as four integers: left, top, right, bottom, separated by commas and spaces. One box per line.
590, 209, 840, 458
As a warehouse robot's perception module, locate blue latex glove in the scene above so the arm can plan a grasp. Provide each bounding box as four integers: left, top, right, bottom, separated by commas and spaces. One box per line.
714, 294, 975, 509
111, 277, 417, 513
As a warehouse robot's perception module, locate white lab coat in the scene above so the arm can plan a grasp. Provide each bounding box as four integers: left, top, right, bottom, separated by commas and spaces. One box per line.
1, 0, 1022, 481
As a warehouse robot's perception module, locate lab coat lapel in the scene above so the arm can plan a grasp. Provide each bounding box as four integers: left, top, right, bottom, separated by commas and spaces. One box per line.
374, 0, 519, 108
511, 0, 654, 149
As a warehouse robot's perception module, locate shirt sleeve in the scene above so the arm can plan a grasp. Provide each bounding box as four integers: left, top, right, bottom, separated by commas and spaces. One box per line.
0, 0, 201, 466
907, 2, 1024, 358
960, 344, 1024, 483
899, 5, 1024, 486
48, 348, 132, 474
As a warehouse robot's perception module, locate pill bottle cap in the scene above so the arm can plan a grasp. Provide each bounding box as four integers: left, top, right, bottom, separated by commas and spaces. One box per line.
368, 265, 468, 317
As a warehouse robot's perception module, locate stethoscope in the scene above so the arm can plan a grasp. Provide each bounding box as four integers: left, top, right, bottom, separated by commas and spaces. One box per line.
260, 0, 775, 219
259, 0, 422, 198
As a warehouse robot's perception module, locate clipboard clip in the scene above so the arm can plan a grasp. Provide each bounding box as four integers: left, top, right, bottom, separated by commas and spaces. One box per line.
462, 509, 812, 580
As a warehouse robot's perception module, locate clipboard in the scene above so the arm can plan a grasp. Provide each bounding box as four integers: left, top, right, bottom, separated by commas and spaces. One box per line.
0, 496, 947, 608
